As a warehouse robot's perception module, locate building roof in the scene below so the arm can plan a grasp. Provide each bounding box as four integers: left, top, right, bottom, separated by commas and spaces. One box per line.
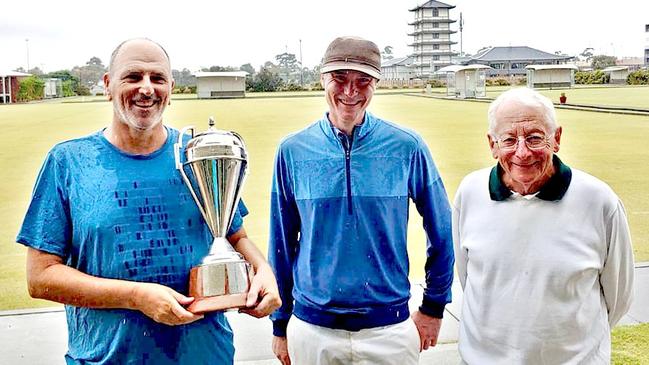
525, 64, 579, 71
381, 57, 413, 68
436, 64, 492, 74
0, 70, 31, 77
470, 46, 573, 62
602, 66, 629, 72
409, 1, 455, 11
194, 71, 248, 78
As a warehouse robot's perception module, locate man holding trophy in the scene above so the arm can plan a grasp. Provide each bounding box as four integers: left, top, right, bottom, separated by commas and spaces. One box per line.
17, 38, 280, 364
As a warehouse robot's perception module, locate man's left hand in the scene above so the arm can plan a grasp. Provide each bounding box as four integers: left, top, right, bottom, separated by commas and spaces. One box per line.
411, 310, 442, 351
239, 264, 281, 318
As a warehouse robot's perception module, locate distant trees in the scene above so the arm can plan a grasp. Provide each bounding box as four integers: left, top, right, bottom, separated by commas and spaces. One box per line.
72, 57, 107, 89
382, 46, 394, 60
590, 55, 617, 70
172, 68, 196, 87
275, 52, 301, 84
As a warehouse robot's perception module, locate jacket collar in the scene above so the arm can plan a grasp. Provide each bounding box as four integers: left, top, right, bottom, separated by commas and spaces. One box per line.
489, 155, 572, 201
319, 111, 378, 143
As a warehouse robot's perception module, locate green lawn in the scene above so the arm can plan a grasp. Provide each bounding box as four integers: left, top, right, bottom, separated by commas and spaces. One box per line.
1, 91, 648, 311
612, 323, 649, 364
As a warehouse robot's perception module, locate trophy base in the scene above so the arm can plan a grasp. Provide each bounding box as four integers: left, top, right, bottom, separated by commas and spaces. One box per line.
187, 257, 252, 314
188, 293, 248, 314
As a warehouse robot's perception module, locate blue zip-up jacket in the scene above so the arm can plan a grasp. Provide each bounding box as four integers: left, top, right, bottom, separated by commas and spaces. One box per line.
268, 112, 453, 336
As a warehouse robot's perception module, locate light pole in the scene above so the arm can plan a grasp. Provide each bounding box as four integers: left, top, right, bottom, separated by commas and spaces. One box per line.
299, 39, 304, 87
25, 38, 30, 72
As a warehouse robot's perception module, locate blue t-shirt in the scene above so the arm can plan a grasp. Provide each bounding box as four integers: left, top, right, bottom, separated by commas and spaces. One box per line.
17, 127, 247, 365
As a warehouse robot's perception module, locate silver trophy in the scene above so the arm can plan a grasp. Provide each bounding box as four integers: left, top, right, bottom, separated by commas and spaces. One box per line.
174, 117, 252, 313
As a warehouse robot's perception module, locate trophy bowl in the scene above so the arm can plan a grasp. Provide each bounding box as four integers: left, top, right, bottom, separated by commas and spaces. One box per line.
174, 117, 252, 313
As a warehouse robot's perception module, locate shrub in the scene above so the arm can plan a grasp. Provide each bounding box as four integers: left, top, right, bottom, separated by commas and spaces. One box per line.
16, 76, 45, 101
575, 70, 609, 84
427, 79, 446, 88
280, 83, 305, 92
627, 69, 649, 85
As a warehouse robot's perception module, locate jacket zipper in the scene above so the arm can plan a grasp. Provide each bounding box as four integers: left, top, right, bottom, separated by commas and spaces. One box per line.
340, 134, 353, 214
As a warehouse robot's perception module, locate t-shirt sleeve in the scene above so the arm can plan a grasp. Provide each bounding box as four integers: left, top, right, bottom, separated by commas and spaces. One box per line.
226, 199, 248, 236
16, 150, 71, 258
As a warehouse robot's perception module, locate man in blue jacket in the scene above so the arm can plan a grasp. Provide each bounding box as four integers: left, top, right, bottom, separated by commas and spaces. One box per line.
269, 36, 454, 365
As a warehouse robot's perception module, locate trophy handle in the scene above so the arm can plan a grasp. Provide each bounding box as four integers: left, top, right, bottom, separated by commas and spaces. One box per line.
175, 126, 210, 224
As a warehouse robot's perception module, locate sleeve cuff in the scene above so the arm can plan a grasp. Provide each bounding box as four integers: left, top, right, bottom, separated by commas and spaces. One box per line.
419, 297, 445, 318
272, 318, 290, 337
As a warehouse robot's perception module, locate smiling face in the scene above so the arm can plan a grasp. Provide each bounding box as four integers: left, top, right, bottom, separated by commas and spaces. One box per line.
488, 100, 562, 195
104, 39, 174, 131
321, 70, 376, 131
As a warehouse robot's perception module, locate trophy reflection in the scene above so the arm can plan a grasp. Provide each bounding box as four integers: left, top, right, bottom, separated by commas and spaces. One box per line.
174, 117, 252, 313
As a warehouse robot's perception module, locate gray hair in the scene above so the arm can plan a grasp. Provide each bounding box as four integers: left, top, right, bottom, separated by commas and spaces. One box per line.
108, 38, 170, 76
487, 87, 558, 136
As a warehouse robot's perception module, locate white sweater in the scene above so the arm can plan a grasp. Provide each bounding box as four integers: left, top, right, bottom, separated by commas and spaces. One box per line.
453, 166, 634, 365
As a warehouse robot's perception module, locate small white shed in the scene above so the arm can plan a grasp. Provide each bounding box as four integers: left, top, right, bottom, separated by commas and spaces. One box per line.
43, 78, 63, 98
194, 71, 248, 99
436, 64, 491, 98
525, 64, 578, 88
602, 66, 629, 84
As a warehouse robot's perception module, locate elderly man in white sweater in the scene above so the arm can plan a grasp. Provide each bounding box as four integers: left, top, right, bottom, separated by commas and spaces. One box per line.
453, 87, 634, 364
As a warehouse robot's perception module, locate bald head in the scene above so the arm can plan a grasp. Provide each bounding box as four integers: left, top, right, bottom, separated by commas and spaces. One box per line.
108, 38, 170, 76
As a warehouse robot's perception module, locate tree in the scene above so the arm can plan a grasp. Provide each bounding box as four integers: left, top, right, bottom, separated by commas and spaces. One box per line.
579, 48, 594, 62
382, 46, 394, 60
275, 52, 299, 83
591, 55, 617, 70
28, 67, 44, 76
201, 65, 237, 72
172, 68, 196, 87
248, 66, 283, 92
72, 57, 107, 88
240, 63, 255, 76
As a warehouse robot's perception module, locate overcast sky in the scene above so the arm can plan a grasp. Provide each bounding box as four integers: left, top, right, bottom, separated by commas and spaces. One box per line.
1, 0, 648, 73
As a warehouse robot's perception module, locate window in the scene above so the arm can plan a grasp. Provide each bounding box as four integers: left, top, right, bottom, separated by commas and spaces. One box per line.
433, 44, 440, 50
433, 8, 439, 17
433, 33, 440, 39
433, 22, 439, 28
433, 55, 440, 61
646, 24, 649, 32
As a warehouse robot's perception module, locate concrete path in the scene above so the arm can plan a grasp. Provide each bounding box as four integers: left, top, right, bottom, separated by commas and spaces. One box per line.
1, 264, 647, 364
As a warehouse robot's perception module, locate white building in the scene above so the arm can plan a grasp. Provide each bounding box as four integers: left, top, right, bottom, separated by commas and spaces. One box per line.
436, 64, 490, 98
645, 24, 649, 66
603, 66, 630, 84
408, 1, 457, 78
194, 71, 248, 99
526, 64, 578, 89
380, 57, 415, 80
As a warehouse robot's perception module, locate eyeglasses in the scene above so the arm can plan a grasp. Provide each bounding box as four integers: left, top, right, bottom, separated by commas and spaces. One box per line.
495, 134, 551, 151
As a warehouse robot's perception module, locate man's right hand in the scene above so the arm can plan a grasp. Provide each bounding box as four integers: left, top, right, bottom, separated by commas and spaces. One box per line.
131, 282, 204, 326
272, 336, 291, 365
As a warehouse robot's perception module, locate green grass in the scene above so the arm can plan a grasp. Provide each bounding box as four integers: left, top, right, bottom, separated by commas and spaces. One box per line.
1, 91, 648, 311
612, 323, 649, 364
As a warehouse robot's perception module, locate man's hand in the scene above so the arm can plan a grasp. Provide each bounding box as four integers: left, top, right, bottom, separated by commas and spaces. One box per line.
272, 336, 291, 365
131, 282, 204, 326
411, 310, 442, 351
239, 264, 282, 318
